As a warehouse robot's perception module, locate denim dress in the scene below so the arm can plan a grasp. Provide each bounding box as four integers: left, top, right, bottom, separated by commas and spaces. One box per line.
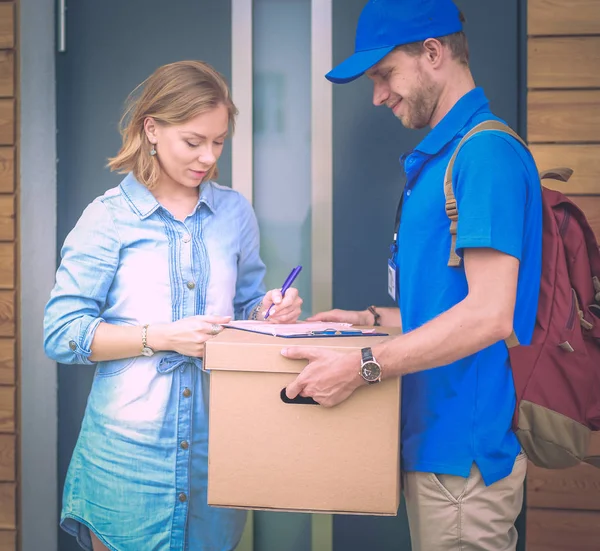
43, 173, 266, 551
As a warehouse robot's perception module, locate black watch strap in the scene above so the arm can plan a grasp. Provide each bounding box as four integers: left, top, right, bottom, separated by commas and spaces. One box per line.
367, 305, 381, 326
361, 347, 374, 363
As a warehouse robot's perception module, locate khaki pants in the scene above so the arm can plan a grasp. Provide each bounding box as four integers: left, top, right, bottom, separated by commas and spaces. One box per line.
403, 453, 527, 551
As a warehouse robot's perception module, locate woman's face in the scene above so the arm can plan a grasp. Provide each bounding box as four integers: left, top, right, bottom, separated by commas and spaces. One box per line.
145, 103, 229, 189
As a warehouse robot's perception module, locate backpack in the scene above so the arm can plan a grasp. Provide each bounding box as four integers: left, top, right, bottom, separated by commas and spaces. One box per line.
444, 120, 600, 469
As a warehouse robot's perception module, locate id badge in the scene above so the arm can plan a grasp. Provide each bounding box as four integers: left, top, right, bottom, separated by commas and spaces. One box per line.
388, 259, 397, 301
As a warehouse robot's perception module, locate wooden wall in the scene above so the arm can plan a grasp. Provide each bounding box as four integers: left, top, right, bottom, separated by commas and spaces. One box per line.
0, 0, 15, 549
527, 1, 600, 549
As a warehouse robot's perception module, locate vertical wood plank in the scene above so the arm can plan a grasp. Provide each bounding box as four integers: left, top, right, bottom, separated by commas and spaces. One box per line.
0, 243, 13, 289
0, 435, 14, 482
0, 147, 15, 193
0, 340, 13, 386
0, 386, 14, 433
0, 100, 13, 146
0, 52, 12, 98
0, 4, 13, 49
0, 291, 14, 337
0, 483, 15, 530
0, 530, 15, 551
0, 196, 12, 243
0, 149, 13, 193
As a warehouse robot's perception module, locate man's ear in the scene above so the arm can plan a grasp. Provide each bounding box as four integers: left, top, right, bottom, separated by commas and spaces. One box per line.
422, 38, 444, 67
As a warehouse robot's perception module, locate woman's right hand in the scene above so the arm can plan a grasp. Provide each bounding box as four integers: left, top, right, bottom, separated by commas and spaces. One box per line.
149, 315, 231, 357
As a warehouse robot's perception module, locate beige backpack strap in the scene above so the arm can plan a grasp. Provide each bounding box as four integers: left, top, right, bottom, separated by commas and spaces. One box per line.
444, 121, 529, 350
539, 167, 573, 182
444, 120, 528, 268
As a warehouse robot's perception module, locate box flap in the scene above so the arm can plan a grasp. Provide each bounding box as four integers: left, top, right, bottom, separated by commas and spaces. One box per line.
204, 326, 401, 374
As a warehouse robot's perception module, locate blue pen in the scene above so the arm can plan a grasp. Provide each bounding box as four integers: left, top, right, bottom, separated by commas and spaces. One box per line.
264, 265, 302, 319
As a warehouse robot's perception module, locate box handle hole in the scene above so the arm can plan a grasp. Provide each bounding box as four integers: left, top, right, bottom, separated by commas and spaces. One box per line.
280, 387, 319, 405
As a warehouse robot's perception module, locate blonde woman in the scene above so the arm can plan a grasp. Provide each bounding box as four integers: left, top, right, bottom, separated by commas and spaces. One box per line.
44, 61, 303, 551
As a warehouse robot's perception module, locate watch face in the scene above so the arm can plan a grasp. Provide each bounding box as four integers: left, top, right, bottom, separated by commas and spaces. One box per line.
361, 361, 381, 382
141, 346, 155, 357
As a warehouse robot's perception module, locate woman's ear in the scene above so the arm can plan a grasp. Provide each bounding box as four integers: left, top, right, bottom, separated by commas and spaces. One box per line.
143, 117, 158, 144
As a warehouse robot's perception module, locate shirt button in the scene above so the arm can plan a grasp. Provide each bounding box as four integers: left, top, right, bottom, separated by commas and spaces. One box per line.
186, 281, 195, 290
182, 388, 192, 398
180, 440, 189, 450
182, 234, 191, 243
69, 341, 77, 351
178, 492, 187, 503
406, 189, 412, 197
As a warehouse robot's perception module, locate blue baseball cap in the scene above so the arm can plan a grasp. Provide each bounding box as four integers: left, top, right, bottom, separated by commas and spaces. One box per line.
326, 0, 463, 84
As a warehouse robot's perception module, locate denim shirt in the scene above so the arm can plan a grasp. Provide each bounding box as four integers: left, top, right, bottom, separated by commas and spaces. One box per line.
44, 173, 266, 551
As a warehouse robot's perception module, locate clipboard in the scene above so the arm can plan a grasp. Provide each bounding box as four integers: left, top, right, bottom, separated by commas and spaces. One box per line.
223, 320, 389, 338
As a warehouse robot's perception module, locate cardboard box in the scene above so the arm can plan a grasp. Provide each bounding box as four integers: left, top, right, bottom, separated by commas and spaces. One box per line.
204, 327, 402, 516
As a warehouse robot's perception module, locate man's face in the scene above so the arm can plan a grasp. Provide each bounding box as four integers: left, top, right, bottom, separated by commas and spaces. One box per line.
366, 49, 440, 130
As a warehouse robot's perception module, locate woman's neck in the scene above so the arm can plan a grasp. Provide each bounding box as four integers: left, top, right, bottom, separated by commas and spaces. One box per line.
152, 175, 201, 222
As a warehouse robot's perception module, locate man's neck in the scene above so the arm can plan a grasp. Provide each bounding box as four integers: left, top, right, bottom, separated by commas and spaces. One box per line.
430, 68, 476, 128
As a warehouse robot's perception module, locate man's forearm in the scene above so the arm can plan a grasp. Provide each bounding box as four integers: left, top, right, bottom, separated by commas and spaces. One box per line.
372, 297, 511, 378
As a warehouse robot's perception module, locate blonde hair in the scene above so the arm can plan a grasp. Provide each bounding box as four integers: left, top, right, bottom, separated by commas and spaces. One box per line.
108, 60, 238, 189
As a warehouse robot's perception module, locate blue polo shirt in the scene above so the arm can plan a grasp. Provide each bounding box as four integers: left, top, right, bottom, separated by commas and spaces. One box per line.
397, 88, 542, 486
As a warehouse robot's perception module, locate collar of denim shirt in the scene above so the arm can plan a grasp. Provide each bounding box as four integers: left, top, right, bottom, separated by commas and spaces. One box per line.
120, 172, 217, 220
412, 87, 490, 157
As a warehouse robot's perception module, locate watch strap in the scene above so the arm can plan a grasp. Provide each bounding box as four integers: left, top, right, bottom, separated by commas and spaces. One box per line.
361, 347, 374, 364
367, 305, 381, 326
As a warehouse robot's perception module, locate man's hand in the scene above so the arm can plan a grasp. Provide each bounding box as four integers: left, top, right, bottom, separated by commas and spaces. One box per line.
282, 347, 365, 408
306, 309, 371, 325
309, 307, 402, 329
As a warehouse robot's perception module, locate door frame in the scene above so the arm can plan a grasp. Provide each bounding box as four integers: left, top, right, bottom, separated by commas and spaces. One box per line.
19, 0, 59, 550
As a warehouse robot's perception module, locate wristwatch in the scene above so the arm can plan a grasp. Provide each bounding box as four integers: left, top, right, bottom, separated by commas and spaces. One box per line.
360, 347, 382, 384
141, 324, 155, 357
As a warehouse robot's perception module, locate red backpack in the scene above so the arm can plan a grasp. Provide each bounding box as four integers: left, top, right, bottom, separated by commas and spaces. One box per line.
444, 120, 600, 469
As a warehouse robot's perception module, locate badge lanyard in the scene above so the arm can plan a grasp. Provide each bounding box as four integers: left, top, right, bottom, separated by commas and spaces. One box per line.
388, 186, 405, 302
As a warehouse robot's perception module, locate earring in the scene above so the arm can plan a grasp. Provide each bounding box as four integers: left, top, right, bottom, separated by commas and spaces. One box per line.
150, 143, 157, 156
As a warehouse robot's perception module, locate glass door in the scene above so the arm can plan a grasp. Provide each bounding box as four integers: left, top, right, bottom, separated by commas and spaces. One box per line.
231, 0, 333, 549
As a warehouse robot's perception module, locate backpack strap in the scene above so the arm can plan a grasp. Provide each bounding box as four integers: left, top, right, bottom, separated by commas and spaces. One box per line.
444, 120, 528, 268
444, 121, 528, 350
539, 167, 573, 182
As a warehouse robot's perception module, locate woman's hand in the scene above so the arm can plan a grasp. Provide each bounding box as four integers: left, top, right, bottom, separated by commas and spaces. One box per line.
148, 315, 231, 357
260, 287, 303, 323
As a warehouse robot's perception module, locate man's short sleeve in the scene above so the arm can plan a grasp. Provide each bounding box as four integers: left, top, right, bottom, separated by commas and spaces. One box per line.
453, 132, 530, 261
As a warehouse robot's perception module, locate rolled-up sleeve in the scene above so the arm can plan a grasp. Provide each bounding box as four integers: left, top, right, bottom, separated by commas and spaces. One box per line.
44, 199, 121, 364
233, 195, 266, 320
